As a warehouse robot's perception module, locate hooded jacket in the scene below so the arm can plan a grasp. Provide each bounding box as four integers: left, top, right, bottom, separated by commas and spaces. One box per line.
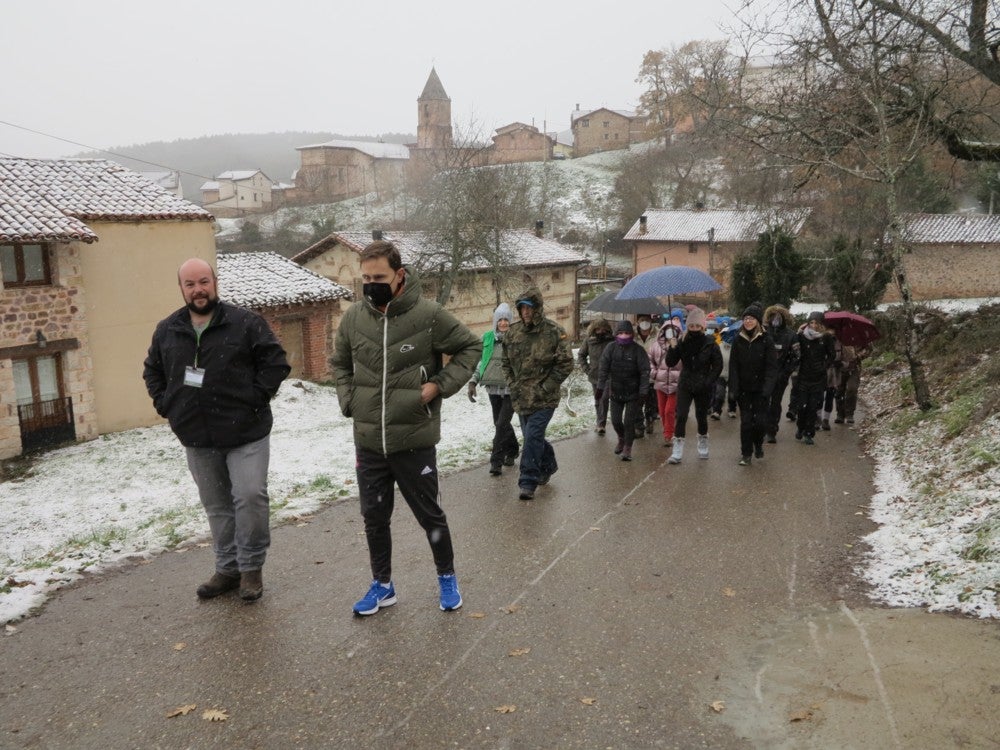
501, 287, 574, 413
143, 301, 290, 448
331, 268, 481, 455
578, 318, 614, 386
474, 303, 513, 394
647, 320, 683, 395
596, 331, 650, 402
763, 304, 799, 379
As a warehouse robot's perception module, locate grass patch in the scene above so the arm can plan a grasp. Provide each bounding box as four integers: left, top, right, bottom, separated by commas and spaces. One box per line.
942, 393, 980, 439
888, 405, 936, 435
66, 526, 128, 549
962, 525, 996, 563
968, 442, 1000, 469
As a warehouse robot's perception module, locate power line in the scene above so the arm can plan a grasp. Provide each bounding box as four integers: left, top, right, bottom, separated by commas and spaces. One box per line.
0, 118, 214, 182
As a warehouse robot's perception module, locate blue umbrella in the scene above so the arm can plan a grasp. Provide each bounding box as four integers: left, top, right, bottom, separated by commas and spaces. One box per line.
720, 320, 742, 345
615, 265, 722, 300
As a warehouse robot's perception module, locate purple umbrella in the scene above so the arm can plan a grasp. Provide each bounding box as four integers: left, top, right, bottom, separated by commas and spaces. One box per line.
615, 265, 722, 300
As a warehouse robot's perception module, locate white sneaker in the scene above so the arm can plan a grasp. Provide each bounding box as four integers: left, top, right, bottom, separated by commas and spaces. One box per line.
668, 437, 684, 464
697, 434, 709, 459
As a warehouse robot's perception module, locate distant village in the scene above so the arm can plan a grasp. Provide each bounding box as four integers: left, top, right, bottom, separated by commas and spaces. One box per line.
191, 69, 654, 217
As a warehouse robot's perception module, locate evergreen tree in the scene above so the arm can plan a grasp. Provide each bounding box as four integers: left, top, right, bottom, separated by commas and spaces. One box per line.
730, 228, 810, 311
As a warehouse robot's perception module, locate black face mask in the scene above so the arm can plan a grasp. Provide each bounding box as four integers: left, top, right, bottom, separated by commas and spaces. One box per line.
363, 282, 395, 307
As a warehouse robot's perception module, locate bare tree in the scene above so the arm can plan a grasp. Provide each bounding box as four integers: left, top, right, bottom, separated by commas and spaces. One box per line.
719, 0, 997, 408
405, 123, 556, 306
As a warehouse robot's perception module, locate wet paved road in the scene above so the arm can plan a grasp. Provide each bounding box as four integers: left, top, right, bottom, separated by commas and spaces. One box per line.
2, 413, 998, 748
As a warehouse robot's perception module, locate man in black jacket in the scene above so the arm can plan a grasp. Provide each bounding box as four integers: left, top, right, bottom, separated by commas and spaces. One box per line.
143, 258, 290, 602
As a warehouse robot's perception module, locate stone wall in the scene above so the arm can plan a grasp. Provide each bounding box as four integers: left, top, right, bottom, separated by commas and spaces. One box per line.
0, 243, 97, 459
881, 244, 1000, 301
572, 110, 633, 157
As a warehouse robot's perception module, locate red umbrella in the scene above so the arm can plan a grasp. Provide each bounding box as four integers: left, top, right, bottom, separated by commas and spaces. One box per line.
823, 311, 880, 347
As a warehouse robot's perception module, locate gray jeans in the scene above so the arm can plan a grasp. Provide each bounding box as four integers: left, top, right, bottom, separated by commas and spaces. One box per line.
185, 435, 271, 574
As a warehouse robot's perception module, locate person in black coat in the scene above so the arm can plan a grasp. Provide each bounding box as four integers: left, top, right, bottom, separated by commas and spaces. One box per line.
665, 307, 723, 463
729, 303, 779, 465
794, 311, 837, 445
597, 320, 650, 461
763, 304, 799, 442
143, 258, 290, 602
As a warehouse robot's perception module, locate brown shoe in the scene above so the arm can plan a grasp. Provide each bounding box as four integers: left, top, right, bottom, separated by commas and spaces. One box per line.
240, 569, 263, 601
196, 572, 240, 599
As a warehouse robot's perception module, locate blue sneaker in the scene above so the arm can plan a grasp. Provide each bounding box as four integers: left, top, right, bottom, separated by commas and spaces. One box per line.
353, 580, 396, 616
438, 574, 462, 611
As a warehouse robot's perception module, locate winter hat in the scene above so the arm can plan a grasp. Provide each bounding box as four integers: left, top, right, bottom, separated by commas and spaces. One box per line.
615, 320, 634, 335
741, 303, 764, 325
686, 307, 707, 328
670, 307, 686, 321
807, 311, 825, 324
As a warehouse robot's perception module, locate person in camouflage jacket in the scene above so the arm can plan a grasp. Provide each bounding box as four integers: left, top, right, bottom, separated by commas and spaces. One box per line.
501, 287, 574, 500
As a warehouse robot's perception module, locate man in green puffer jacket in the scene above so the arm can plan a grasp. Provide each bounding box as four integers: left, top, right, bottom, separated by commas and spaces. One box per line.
331, 241, 481, 617
501, 287, 574, 501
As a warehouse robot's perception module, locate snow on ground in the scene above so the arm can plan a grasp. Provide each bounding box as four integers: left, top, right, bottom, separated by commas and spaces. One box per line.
857, 355, 1000, 620
0, 375, 593, 624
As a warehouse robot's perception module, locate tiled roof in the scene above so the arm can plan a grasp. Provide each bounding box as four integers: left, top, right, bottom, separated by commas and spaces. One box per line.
0, 157, 212, 244
217, 251, 352, 308
623, 208, 811, 243
296, 139, 411, 160
293, 229, 588, 271
899, 213, 1000, 244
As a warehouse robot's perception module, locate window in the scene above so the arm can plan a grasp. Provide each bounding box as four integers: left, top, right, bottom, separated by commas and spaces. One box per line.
604, 134, 610, 140
614, 133, 619, 140
603, 121, 610, 127
1, 244, 51, 287
688, 242, 698, 254
551, 270, 563, 282
12, 354, 63, 406
580, 119, 589, 127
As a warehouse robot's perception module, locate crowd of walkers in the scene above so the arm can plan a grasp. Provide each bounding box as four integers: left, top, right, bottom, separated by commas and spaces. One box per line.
577, 303, 870, 466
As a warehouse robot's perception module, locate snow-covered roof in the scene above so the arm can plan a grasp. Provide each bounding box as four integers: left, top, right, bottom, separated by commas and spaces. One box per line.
272, 182, 295, 190
623, 207, 811, 243
548, 129, 573, 146
0, 157, 212, 244
137, 170, 179, 189
296, 139, 411, 160
217, 251, 352, 308
200, 181, 220, 191
899, 213, 1000, 244
571, 107, 637, 124
216, 170, 265, 181
293, 229, 587, 271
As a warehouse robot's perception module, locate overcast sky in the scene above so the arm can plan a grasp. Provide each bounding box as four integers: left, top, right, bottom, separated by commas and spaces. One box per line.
2, 0, 737, 161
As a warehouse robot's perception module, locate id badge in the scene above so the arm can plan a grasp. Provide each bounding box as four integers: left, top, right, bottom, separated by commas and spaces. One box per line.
184, 366, 206, 388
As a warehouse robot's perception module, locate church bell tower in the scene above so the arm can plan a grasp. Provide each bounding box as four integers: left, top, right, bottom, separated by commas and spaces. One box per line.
417, 67, 453, 150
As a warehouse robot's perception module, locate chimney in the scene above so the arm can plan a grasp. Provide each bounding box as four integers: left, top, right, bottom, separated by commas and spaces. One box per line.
534, 220, 544, 238
372, 229, 383, 241
639, 215, 648, 235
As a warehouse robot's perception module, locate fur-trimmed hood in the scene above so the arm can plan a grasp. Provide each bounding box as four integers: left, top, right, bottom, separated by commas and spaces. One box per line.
764, 304, 795, 329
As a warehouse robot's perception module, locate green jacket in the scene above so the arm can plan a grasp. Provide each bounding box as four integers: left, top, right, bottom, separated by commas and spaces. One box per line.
331, 269, 481, 455
501, 287, 574, 413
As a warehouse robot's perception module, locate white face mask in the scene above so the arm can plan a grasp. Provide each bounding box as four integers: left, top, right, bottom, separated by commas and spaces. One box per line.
639, 321, 651, 331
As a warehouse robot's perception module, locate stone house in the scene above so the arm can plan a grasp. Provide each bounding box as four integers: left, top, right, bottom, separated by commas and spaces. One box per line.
570, 106, 649, 157
293, 139, 409, 205
216, 251, 352, 381
200, 169, 273, 216
0, 157, 215, 459
490, 122, 555, 164
882, 213, 1000, 301
292, 227, 588, 338
622, 207, 811, 301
